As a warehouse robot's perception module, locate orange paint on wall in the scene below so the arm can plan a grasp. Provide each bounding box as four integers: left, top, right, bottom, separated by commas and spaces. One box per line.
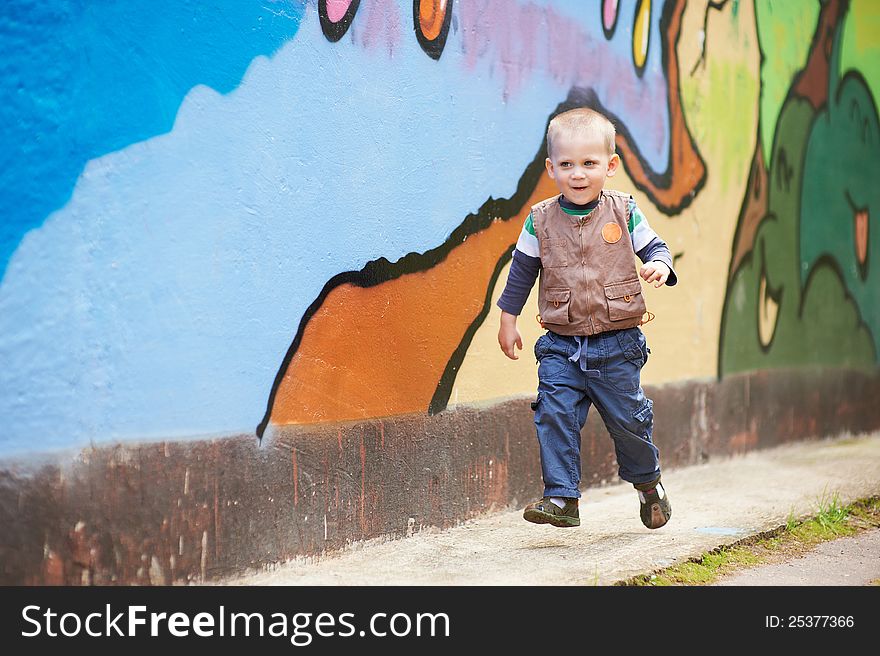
419, 0, 446, 41
270, 175, 559, 425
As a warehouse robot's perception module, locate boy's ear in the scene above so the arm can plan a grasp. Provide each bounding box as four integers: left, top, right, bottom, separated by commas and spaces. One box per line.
545, 157, 556, 179
606, 153, 620, 177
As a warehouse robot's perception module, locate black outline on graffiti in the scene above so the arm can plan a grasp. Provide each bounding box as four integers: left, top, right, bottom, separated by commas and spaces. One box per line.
319, 0, 361, 43
413, 0, 454, 60
690, 0, 730, 76
428, 243, 516, 415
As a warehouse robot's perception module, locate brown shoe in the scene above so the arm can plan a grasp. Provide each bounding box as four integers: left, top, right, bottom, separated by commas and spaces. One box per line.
523, 497, 580, 527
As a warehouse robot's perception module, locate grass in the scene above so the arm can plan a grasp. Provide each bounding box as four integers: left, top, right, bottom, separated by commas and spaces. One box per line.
617, 494, 880, 586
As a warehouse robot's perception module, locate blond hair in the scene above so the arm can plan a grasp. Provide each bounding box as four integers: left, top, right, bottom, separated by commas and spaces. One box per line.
546, 108, 616, 158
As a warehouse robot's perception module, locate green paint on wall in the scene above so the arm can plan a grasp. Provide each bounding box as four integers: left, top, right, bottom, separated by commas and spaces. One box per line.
800, 44, 880, 356
841, 0, 880, 110
756, 0, 820, 164
682, 58, 757, 195
714, 60, 759, 194
720, 93, 876, 376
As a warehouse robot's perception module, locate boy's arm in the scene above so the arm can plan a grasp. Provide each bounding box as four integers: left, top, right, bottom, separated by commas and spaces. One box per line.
628, 198, 678, 288
497, 249, 541, 359
497, 215, 542, 359
497, 249, 541, 313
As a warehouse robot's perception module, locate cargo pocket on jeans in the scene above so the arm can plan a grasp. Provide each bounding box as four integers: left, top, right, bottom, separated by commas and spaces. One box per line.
604, 278, 646, 322
633, 398, 653, 423
609, 330, 644, 393
533, 333, 551, 362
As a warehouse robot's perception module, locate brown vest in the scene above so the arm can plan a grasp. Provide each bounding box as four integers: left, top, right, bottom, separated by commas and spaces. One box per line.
532, 190, 647, 336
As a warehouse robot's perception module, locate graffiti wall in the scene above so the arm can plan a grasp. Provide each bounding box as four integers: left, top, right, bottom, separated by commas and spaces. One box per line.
0, 0, 878, 581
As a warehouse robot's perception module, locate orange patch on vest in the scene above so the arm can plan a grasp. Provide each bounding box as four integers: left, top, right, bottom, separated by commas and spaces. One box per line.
601, 222, 622, 244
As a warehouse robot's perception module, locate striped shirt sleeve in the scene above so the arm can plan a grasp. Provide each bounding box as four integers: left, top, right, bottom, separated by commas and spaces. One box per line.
628, 198, 658, 252
497, 212, 542, 314
515, 212, 541, 258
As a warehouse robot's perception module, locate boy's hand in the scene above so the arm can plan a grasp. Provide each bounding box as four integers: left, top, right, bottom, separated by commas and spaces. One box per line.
498, 312, 523, 360
640, 261, 671, 288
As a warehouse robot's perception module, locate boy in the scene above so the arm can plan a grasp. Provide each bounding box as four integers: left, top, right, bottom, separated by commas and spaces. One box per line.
497, 107, 676, 530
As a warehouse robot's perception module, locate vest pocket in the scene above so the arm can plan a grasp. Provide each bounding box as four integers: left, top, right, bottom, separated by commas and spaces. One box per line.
541, 288, 571, 325
604, 278, 646, 321
541, 239, 568, 268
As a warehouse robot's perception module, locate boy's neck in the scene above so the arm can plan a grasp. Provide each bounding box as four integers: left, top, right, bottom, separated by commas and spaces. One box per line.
559, 193, 601, 212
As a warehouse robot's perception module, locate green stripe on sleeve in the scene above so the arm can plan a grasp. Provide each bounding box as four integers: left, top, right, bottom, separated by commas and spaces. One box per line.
524, 212, 535, 236
627, 200, 645, 234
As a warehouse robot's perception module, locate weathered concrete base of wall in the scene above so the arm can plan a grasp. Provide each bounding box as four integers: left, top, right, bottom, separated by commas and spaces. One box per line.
1, 368, 879, 585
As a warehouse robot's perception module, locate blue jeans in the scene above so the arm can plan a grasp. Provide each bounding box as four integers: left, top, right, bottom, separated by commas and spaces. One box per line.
531, 328, 661, 498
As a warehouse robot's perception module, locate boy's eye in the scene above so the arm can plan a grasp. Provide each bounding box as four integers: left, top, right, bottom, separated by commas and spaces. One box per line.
560, 162, 572, 167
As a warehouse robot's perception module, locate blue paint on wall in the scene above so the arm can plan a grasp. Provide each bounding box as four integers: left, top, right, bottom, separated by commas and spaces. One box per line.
0, 0, 307, 279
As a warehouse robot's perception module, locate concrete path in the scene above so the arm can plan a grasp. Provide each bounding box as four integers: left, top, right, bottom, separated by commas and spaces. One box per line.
714, 528, 880, 586
219, 432, 880, 586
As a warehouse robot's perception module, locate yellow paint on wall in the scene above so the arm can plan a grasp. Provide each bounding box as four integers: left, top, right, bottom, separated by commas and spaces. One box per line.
633, 0, 652, 70
841, 0, 880, 109
447, 258, 542, 407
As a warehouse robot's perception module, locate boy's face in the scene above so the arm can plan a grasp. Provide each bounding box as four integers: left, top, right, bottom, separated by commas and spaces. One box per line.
545, 130, 620, 205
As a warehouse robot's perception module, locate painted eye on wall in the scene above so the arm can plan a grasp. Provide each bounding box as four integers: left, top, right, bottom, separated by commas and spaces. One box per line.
602, 0, 620, 39
319, 0, 361, 42
632, 0, 651, 76
414, 0, 454, 60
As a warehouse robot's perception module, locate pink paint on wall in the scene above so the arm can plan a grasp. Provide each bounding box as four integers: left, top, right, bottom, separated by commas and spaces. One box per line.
326, 0, 355, 23
358, 0, 402, 56
603, 0, 619, 32
456, 0, 668, 146
458, 0, 609, 99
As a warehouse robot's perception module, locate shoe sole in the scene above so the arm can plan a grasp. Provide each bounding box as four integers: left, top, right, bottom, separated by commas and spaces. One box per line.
642, 502, 671, 529
523, 509, 580, 528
